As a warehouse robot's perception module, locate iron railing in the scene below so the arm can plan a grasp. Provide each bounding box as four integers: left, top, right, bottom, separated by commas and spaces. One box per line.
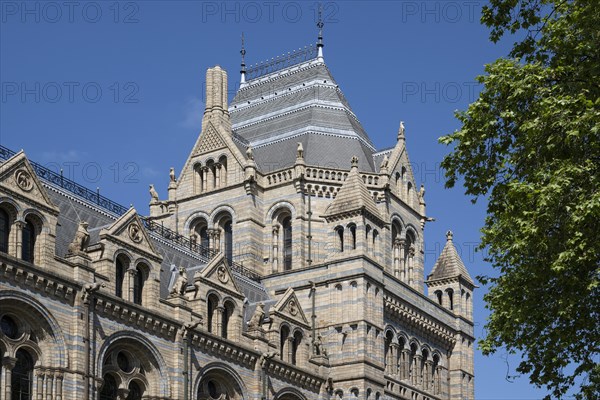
0, 145, 261, 282
246, 44, 318, 81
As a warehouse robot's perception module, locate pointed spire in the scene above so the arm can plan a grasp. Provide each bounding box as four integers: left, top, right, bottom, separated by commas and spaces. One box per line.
240, 32, 247, 85
428, 231, 474, 285
316, 4, 324, 61
398, 121, 406, 141
324, 156, 383, 222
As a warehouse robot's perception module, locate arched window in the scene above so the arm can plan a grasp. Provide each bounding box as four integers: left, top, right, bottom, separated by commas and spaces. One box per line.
280, 325, 290, 362
115, 256, 128, 298
435, 290, 443, 305
372, 229, 379, 255
0, 208, 9, 253
21, 219, 36, 263
282, 216, 292, 270
207, 294, 219, 334
224, 221, 233, 265
384, 331, 393, 374
222, 301, 235, 339
99, 374, 118, 400
407, 182, 413, 207
291, 331, 302, 365
365, 225, 371, 252
446, 289, 454, 310
192, 218, 210, 256
127, 381, 143, 400
336, 226, 344, 252
349, 224, 357, 250
133, 265, 146, 305
12, 348, 34, 400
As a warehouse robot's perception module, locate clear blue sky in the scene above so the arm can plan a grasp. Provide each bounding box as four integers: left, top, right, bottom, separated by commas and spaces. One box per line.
0, 1, 555, 398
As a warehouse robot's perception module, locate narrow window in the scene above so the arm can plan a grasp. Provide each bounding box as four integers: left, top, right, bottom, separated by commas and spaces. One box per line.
99, 374, 118, 400
115, 257, 126, 298
337, 227, 344, 252
282, 216, 292, 270
224, 221, 233, 264
0, 209, 9, 253
447, 289, 454, 310
12, 349, 34, 400
21, 220, 36, 263
133, 266, 145, 305
350, 225, 357, 249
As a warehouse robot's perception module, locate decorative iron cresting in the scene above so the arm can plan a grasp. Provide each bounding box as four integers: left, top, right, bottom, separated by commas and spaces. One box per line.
0, 145, 261, 282
245, 44, 318, 81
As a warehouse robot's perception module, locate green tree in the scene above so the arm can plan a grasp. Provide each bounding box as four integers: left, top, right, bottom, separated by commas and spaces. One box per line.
439, 0, 599, 398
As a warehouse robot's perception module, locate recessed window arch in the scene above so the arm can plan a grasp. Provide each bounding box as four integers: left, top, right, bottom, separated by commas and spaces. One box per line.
446, 288, 454, 310
207, 293, 220, 334
335, 226, 344, 252
191, 217, 210, 255
21, 216, 39, 263
222, 300, 235, 339
218, 155, 228, 187
115, 254, 130, 298
348, 223, 357, 250
280, 324, 291, 362
133, 263, 149, 305
214, 211, 233, 265
435, 290, 443, 305
282, 216, 292, 270
291, 330, 303, 365
0, 207, 10, 253
12, 348, 35, 400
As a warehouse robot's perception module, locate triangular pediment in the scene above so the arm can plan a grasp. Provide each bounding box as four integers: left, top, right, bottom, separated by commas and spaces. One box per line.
0, 151, 59, 213
196, 122, 227, 154
197, 253, 243, 297
272, 287, 309, 326
100, 208, 161, 259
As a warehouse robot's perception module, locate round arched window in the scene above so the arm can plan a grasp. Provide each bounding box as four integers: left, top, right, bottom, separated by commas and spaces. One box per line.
0, 314, 19, 339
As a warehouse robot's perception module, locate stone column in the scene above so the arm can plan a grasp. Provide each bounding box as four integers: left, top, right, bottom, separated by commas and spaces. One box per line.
413, 355, 422, 387
392, 239, 401, 277
36, 369, 45, 400
201, 167, 208, 192
272, 226, 279, 273
287, 337, 294, 364
215, 163, 221, 188
3, 357, 17, 400
425, 360, 433, 391
401, 349, 410, 380
398, 239, 406, 282
45, 371, 54, 400
407, 246, 415, 287
55, 372, 63, 400
215, 306, 224, 337
390, 344, 399, 378
127, 267, 136, 302
14, 220, 24, 259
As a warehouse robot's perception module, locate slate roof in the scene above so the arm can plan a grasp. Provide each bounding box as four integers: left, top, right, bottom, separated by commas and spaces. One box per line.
40, 179, 270, 301
428, 231, 474, 285
230, 59, 377, 172
324, 162, 382, 221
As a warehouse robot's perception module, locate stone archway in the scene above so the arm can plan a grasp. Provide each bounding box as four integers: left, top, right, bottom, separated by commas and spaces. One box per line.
196, 364, 245, 400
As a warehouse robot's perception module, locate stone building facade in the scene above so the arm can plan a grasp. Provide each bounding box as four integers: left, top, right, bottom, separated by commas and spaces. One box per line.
0, 38, 475, 400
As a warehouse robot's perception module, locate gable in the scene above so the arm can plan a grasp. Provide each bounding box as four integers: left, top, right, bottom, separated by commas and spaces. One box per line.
272, 287, 309, 326
0, 151, 59, 213
197, 253, 243, 297
101, 208, 161, 260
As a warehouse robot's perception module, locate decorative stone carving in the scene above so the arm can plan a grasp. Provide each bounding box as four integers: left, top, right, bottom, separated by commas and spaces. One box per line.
169, 167, 176, 183
170, 267, 188, 296
246, 145, 254, 160
128, 223, 143, 243
297, 142, 304, 159
67, 221, 90, 255
247, 302, 265, 330
216, 265, 228, 284
313, 334, 328, 357
15, 169, 33, 191
149, 184, 159, 202
288, 300, 298, 316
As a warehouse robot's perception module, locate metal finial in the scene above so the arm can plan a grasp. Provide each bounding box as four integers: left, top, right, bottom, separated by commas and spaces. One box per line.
317, 5, 324, 46
446, 231, 454, 241
240, 32, 246, 70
